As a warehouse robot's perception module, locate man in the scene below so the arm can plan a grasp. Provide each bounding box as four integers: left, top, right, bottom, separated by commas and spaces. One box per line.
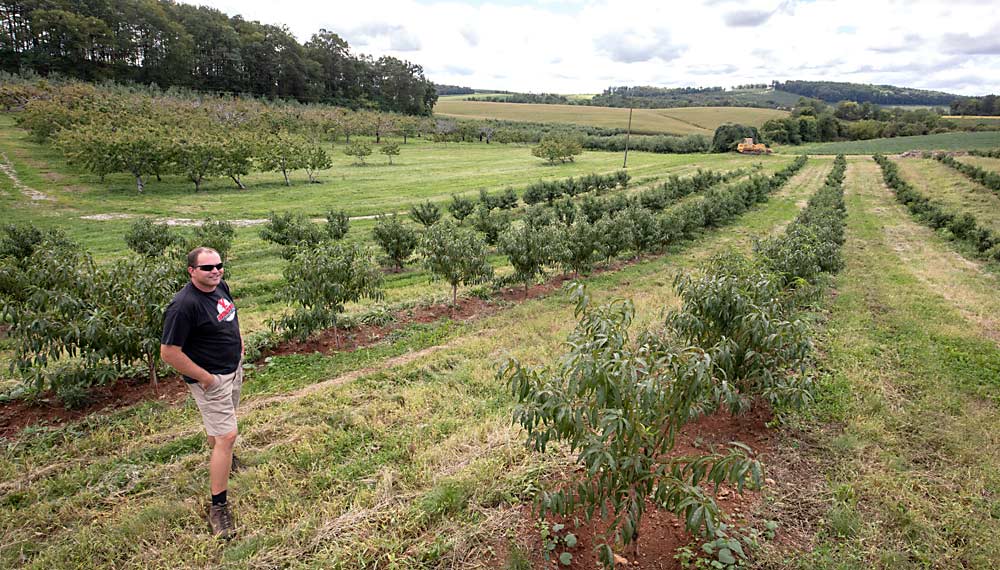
161, 247, 244, 539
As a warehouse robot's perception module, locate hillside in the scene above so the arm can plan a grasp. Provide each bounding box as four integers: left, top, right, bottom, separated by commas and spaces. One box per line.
775, 80, 957, 106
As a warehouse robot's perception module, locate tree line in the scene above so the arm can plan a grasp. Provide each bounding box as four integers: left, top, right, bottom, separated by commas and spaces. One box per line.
0, 0, 437, 114
758, 98, 983, 146
950, 95, 1000, 116
774, 80, 956, 106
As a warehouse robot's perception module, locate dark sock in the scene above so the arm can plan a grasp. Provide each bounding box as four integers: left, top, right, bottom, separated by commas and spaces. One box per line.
212, 490, 227, 506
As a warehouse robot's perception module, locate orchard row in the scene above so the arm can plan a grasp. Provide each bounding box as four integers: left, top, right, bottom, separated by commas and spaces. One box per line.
0, 159, 804, 406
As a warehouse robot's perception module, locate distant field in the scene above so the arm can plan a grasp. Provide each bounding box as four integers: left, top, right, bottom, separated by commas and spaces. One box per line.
434, 100, 788, 135
785, 131, 1000, 155
944, 116, 1000, 128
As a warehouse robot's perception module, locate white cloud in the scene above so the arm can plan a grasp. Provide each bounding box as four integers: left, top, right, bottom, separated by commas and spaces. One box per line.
183, 0, 1000, 95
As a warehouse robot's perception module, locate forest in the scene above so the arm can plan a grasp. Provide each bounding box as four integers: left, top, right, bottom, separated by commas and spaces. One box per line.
0, 0, 438, 114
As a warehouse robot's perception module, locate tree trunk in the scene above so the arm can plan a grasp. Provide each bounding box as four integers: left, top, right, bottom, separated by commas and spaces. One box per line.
282, 168, 290, 186
403, 134, 408, 144
452, 284, 458, 307
148, 354, 159, 395
230, 174, 246, 190
135, 173, 144, 193
193, 176, 201, 192
524, 281, 528, 299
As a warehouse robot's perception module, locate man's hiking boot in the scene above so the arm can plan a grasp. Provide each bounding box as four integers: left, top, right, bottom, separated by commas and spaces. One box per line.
209, 502, 235, 540
230, 454, 243, 474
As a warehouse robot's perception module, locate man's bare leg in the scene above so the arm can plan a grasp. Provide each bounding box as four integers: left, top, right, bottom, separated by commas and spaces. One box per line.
210, 430, 237, 494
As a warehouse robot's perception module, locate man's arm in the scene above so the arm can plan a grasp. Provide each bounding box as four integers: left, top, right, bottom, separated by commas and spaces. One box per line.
160, 344, 216, 389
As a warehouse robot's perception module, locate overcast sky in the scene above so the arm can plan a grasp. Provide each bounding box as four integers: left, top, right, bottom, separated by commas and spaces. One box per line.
185, 0, 999, 96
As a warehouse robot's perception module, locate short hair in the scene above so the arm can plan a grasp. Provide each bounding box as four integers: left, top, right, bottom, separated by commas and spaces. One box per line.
187, 247, 220, 268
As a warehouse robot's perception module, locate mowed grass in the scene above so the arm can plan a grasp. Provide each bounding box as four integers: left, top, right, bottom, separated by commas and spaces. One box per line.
958, 154, 1000, 174
785, 130, 1000, 155
0, 162, 826, 569
894, 157, 1000, 234
755, 157, 1000, 568
433, 100, 788, 135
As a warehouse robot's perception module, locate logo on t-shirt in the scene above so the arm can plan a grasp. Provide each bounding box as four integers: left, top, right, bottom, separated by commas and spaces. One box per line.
216, 298, 236, 322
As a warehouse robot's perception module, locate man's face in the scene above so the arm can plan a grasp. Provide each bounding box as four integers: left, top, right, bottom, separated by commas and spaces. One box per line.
188, 251, 224, 291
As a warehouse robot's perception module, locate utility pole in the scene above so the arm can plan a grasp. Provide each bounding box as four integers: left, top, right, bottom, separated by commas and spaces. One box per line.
622, 104, 633, 169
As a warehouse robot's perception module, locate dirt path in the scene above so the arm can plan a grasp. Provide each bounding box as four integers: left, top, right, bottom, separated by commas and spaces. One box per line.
0, 151, 52, 201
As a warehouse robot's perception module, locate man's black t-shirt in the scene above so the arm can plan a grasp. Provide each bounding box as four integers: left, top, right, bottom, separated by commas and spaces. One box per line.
161, 280, 242, 384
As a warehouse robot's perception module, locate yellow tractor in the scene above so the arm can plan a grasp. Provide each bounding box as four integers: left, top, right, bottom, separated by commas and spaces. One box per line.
737, 137, 772, 154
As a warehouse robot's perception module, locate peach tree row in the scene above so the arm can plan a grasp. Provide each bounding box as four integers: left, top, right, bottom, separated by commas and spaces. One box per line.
275, 157, 807, 344
500, 155, 842, 567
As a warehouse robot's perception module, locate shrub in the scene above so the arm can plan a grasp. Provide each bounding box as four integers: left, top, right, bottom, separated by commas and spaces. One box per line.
380, 141, 401, 164
470, 204, 512, 246
372, 214, 418, 271
125, 218, 183, 258
344, 140, 373, 165
500, 284, 763, 565
448, 194, 476, 223
668, 251, 814, 414
274, 242, 384, 342
259, 211, 327, 259
555, 220, 598, 277
419, 220, 494, 304
531, 135, 583, 164
410, 201, 442, 227
498, 222, 561, 296
325, 209, 350, 240
191, 218, 236, 261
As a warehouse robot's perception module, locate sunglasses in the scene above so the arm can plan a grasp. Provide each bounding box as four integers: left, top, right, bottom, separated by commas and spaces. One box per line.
194, 263, 224, 271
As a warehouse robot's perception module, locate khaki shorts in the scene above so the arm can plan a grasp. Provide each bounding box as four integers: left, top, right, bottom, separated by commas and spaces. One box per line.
188, 366, 243, 437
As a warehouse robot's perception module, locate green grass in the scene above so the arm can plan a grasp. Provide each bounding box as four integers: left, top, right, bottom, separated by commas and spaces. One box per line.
433, 100, 788, 136
959, 154, 1000, 174
893, 157, 1000, 234
0, 162, 825, 569
784, 131, 1000, 155
755, 157, 1000, 568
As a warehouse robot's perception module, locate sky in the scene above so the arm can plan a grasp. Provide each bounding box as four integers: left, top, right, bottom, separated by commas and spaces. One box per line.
186, 0, 999, 96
